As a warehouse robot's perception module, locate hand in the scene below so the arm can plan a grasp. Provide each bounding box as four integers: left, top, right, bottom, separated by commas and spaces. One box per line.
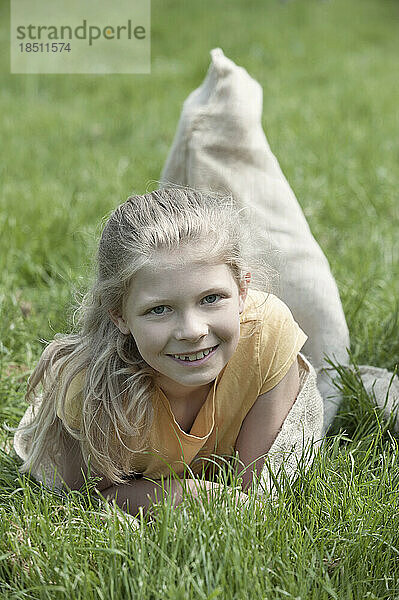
184, 479, 255, 510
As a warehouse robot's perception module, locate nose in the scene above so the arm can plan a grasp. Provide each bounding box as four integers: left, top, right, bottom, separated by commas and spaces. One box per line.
173, 311, 209, 341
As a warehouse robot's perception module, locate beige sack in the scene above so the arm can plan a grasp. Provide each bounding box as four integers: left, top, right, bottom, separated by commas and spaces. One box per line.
161, 48, 350, 433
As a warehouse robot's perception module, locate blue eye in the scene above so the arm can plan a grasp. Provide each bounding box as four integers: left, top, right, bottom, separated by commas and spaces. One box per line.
202, 294, 221, 304
150, 305, 168, 315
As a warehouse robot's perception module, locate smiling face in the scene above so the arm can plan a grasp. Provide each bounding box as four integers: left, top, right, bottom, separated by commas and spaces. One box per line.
110, 247, 250, 401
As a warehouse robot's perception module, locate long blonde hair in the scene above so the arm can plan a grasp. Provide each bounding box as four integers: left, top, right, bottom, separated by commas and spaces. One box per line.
16, 187, 274, 483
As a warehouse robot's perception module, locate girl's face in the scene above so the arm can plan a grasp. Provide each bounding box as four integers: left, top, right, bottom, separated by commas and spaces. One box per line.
110, 248, 250, 401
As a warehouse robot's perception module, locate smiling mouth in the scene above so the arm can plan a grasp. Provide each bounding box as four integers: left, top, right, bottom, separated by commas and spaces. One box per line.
167, 344, 219, 362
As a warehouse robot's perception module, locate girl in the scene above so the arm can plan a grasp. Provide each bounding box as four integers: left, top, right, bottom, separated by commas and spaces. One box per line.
14, 187, 323, 516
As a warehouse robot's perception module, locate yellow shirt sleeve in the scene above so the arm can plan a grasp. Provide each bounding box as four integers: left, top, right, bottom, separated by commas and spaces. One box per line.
258, 295, 308, 395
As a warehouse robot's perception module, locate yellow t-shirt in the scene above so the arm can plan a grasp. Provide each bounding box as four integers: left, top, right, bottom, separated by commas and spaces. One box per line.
57, 289, 307, 480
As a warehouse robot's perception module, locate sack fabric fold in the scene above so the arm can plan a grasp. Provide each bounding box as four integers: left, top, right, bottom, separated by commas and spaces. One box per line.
257, 353, 323, 497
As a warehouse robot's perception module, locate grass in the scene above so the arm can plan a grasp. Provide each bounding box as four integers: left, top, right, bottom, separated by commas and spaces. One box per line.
1, 0, 399, 597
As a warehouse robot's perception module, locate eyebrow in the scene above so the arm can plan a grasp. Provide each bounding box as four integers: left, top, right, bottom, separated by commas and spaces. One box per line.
137, 287, 232, 310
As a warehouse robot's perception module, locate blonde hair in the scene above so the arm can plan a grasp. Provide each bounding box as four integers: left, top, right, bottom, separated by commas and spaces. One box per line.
16, 187, 275, 484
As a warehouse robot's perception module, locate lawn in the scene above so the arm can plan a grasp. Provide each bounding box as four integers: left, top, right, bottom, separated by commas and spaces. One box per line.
1, 0, 399, 598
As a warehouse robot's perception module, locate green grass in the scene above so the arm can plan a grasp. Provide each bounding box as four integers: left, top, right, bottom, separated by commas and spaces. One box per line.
1, 0, 399, 597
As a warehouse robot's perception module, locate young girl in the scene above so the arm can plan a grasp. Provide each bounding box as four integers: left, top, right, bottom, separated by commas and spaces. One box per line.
14, 187, 323, 515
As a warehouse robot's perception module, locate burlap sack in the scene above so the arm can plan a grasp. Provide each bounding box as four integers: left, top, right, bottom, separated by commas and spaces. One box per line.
161, 48, 350, 432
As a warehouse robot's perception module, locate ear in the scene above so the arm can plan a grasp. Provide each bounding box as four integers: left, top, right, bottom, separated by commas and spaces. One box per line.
108, 309, 130, 335
238, 271, 251, 314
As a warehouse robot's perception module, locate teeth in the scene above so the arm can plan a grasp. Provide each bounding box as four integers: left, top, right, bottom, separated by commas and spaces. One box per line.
172, 346, 216, 361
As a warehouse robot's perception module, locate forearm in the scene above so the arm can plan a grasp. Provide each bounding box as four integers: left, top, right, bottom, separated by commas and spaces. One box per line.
100, 477, 250, 516
100, 477, 186, 516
